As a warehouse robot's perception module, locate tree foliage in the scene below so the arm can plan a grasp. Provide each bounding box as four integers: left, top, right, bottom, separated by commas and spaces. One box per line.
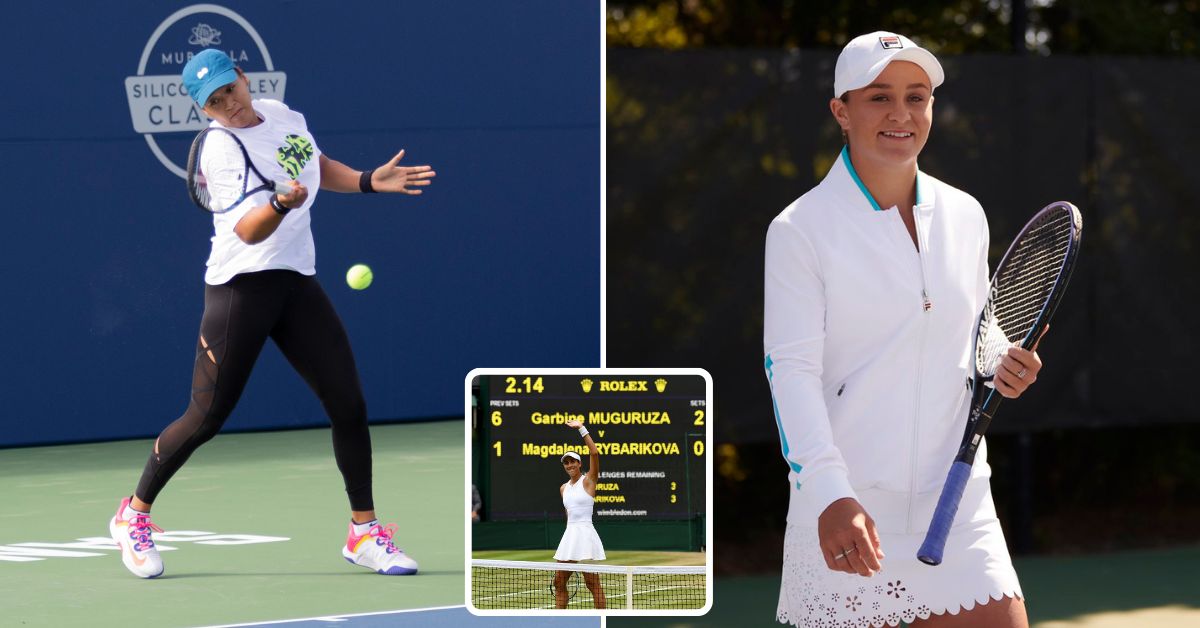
607, 0, 1200, 56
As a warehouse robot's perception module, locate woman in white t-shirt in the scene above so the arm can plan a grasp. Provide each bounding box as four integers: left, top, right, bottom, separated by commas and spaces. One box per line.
106, 49, 436, 580
552, 419, 606, 609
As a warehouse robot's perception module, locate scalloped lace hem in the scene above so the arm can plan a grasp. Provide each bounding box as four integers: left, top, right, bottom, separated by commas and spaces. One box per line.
776, 522, 1024, 627
777, 589, 1024, 627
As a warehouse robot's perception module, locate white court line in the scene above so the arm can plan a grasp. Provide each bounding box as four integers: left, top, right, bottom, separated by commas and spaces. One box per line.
190, 605, 466, 628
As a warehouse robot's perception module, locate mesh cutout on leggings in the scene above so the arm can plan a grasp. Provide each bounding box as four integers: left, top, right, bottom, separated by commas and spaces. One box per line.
136, 331, 231, 503
150, 334, 224, 464
190, 334, 222, 415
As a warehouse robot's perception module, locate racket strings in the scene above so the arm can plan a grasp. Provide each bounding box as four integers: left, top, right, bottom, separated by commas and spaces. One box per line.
186, 133, 214, 210
976, 211, 1076, 375
992, 232, 1071, 309
187, 129, 252, 213
190, 177, 212, 209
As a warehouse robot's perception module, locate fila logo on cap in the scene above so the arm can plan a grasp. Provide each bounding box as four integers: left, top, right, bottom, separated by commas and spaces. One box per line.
197, 67, 209, 79
879, 35, 903, 49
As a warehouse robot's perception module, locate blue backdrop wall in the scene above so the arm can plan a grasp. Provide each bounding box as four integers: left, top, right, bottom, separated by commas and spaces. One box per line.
0, 2, 599, 446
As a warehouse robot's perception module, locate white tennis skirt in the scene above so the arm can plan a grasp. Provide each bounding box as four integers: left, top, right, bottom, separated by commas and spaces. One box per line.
776, 518, 1023, 627
554, 521, 606, 561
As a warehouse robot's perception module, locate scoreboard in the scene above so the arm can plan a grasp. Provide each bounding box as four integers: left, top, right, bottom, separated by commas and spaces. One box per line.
479, 373, 707, 521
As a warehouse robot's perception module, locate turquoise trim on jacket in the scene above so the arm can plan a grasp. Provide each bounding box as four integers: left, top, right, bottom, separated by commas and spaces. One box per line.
765, 354, 803, 476
839, 145, 925, 210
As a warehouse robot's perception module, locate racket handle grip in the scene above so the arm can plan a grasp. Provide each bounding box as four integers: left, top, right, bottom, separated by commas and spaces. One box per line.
917, 461, 972, 566
272, 181, 293, 195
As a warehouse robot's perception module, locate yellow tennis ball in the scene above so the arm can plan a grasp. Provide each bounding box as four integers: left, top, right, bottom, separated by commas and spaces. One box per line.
346, 264, 373, 290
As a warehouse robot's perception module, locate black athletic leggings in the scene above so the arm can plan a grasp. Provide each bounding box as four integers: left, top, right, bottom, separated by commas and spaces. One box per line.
135, 270, 373, 511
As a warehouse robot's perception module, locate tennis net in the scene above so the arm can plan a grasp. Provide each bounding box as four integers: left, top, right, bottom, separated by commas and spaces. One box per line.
470, 559, 707, 610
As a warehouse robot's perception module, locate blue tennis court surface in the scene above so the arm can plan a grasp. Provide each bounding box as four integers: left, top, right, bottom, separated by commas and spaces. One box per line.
198, 606, 599, 627
2, 423, 479, 627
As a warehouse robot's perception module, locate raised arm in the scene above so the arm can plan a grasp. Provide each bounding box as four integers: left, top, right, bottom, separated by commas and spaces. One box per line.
565, 419, 599, 495
584, 433, 599, 485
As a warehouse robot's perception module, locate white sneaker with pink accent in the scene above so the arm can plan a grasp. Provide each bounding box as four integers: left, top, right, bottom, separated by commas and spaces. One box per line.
108, 496, 164, 578
342, 521, 418, 575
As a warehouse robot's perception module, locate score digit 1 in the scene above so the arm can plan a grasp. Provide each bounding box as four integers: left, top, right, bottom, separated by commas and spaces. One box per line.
492, 440, 501, 457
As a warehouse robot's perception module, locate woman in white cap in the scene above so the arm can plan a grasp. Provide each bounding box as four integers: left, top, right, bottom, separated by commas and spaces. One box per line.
552, 419, 606, 609
106, 48, 434, 580
764, 32, 1042, 627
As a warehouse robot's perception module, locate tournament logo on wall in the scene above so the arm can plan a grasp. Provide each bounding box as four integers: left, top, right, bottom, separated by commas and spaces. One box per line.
125, 4, 287, 178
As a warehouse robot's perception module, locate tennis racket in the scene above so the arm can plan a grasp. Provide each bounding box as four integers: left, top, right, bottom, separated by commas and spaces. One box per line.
917, 201, 1083, 566
185, 127, 291, 213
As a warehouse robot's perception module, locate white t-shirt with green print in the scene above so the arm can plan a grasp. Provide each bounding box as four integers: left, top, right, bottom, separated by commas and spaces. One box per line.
202, 98, 323, 285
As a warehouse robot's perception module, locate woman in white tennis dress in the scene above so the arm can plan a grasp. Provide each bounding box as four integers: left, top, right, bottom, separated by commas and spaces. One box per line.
764, 32, 1046, 627
553, 419, 606, 609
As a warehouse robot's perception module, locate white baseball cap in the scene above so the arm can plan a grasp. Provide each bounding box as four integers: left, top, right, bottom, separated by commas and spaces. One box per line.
834, 31, 944, 98
561, 451, 581, 463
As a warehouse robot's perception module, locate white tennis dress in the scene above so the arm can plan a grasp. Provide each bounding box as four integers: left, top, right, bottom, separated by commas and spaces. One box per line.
554, 477, 606, 561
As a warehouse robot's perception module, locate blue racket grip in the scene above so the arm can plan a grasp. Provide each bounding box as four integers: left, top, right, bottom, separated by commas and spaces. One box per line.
917, 461, 972, 566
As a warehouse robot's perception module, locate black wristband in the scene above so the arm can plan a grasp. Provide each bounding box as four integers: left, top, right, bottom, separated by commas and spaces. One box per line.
359, 168, 377, 193
270, 196, 292, 215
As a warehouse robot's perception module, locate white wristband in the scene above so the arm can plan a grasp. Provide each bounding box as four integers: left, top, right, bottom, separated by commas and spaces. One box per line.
578, 426, 589, 438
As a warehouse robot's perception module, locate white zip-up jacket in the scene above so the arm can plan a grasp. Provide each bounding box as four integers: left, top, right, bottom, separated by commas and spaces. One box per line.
764, 147, 993, 535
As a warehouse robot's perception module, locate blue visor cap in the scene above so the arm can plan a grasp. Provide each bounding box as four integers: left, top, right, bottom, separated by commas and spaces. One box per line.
182, 49, 239, 106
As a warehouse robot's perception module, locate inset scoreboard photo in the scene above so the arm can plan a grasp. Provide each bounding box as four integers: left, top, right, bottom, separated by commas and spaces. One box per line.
487, 374, 705, 520
466, 368, 712, 616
